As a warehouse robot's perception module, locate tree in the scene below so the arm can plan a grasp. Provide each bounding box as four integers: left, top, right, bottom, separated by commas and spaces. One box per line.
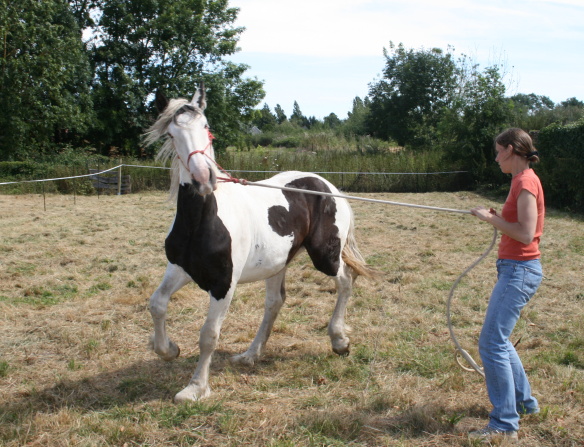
290, 101, 316, 129
199, 61, 264, 151
252, 103, 277, 131
0, 0, 93, 160
560, 97, 584, 108
323, 113, 341, 129
86, 0, 264, 155
508, 94, 584, 130
510, 93, 554, 113
342, 96, 370, 136
274, 104, 287, 124
439, 64, 512, 180
290, 101, 309, 128
367, 42, 458, 147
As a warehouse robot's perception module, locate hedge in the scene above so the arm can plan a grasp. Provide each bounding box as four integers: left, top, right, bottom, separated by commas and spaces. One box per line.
536, 118, 584, 212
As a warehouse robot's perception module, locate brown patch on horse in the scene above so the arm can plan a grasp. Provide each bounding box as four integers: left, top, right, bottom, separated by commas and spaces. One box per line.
268, 177, 341, 276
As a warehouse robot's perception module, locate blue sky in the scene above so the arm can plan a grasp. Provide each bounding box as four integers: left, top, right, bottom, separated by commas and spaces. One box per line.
228, 0, 584, 119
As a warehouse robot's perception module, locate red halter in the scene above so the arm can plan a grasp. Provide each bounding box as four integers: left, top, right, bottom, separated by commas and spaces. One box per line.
186, 128, 215, 166
179, 128, 248, 186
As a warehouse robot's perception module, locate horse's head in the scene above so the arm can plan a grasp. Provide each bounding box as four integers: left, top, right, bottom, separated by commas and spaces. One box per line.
154, 84, 217, 196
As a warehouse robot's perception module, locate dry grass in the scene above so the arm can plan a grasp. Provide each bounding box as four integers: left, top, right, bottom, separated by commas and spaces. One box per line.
1, 191, 583, 446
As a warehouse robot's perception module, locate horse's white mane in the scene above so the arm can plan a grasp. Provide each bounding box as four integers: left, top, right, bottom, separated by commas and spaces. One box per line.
143, 97, 204, 199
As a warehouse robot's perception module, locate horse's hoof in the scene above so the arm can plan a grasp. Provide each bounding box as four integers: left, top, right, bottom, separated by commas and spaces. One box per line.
174, 384, 211, 403
151, 338, 180, 362
162, 342, 180, 361
332, 341, 350, 356
230, 353, 256, 367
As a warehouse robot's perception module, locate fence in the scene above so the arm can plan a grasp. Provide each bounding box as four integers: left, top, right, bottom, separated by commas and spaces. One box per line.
89, 169, 131, 195
0, 164, 469, 197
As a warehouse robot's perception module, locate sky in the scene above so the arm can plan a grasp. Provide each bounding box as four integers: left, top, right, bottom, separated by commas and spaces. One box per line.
227, 0, 584, 120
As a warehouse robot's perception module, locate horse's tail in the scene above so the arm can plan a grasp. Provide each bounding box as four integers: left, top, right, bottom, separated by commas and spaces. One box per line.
342, 214, 379, 280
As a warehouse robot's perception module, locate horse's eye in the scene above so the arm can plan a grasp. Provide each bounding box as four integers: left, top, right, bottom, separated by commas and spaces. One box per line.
167, 133, 174, 139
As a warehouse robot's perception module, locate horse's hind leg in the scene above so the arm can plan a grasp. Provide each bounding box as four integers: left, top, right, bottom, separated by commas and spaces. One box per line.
174, 290, 234, 403
329, 263, 356, 356
231, 268, 287, 366
149, 263, 191, 361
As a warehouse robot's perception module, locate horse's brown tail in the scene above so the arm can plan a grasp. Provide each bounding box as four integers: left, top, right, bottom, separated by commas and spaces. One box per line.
342, 220, 379, 280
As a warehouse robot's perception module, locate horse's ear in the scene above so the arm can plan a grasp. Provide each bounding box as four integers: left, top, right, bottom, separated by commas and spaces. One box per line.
192, 82, 207, 110
155, 89, 169, 112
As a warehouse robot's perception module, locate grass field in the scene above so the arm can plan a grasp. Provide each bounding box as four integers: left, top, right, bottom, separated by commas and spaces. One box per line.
1, 190, 583, 446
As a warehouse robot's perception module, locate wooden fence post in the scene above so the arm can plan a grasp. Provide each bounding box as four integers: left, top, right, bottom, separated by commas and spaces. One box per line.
117, 160, 122, 195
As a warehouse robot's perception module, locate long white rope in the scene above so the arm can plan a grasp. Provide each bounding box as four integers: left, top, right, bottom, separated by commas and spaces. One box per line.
243, 179, 493, 376
243, 180, 473, 214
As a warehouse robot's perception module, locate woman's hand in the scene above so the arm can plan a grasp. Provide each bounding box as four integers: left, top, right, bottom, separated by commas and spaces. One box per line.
470, 206, 495, 222
471, 190, 537, 245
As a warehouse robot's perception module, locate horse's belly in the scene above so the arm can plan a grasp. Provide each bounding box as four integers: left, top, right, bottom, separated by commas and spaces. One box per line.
237, 238, 294, 283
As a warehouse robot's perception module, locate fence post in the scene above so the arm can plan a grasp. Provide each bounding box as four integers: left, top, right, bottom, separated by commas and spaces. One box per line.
73, 167, 77, 205
42, 181, 46, 211
97, 161, 101, 199
117, 159, 122, 195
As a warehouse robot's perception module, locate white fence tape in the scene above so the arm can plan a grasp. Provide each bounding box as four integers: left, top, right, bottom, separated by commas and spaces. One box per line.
0, 165, 123, 185
0, 165, 466, 186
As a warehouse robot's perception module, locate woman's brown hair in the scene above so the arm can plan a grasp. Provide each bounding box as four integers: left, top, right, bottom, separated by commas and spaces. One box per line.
495, 128, 540, 163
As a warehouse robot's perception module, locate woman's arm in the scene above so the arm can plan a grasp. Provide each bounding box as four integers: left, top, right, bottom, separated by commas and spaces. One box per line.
470, 189, 537, 245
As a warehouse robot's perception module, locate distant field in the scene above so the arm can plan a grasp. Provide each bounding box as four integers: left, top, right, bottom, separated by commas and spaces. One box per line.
1, 191, 582, 446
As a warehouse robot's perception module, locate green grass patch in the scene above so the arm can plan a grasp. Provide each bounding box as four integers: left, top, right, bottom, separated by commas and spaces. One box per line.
0, 283, 78, 306
0, 361, 9, 378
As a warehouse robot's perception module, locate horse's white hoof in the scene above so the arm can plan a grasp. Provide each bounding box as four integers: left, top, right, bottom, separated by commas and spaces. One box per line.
150, 335, 181, 361
230, 352, 256, 366
332, 338, 350, 356
174, 384, 211, 403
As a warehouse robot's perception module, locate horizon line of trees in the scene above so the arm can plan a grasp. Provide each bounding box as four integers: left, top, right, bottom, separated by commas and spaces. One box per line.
2, 2, 583, 170
251, 43, 583, 147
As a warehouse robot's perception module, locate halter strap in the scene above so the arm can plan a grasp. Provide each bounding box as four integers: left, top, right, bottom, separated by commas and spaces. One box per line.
184, 129, 215, 167
177, 128, 249, 185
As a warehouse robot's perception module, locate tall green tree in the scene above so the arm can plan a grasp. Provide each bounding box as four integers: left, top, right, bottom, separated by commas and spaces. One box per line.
274, 104, 287, 124
0, 0, 93, 160
342, 96, 370, 136
252, 103, 277, 131
290, 101, 308, 128
87, 0, 264, 155
439, 64, 511, 180
323, 113, 341, 129
367, 42, 458, 148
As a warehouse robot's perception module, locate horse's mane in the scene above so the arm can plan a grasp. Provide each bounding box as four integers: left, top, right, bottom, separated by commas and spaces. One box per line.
143, 98, 204, 200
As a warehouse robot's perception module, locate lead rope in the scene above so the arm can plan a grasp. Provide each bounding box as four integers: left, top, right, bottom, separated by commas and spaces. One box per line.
446, 227, 497, 377
212, 160, 493, 375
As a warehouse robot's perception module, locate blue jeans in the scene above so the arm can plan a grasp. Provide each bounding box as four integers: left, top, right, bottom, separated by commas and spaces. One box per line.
479, 259, 542, 432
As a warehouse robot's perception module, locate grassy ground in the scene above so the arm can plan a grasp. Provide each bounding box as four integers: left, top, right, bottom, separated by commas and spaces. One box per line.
0, 191, 583, 446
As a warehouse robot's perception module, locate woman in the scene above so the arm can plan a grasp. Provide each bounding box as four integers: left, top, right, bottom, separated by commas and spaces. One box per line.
469, 128, 544, 442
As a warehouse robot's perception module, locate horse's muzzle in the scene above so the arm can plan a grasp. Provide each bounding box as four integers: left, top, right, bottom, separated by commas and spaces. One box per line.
192, 168, 217, 196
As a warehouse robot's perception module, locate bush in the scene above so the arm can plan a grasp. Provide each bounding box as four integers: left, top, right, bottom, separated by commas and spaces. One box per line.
536, 118, 584, 212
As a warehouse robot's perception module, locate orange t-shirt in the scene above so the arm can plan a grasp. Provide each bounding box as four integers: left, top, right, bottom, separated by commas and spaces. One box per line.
498, 169, 545, 260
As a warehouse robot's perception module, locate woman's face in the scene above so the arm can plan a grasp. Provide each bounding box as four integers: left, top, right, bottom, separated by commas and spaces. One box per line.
495, 143, 513, 173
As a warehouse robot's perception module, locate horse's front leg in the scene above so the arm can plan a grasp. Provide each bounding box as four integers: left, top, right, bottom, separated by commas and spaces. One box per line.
231, 268, 287, 366
174, 290, 234, 403
149, 263, 191, 361
329, 264, 355, 356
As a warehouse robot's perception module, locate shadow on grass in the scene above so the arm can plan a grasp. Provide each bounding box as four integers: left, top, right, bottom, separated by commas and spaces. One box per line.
1, 347, 328, 421
1, 352, 228, 419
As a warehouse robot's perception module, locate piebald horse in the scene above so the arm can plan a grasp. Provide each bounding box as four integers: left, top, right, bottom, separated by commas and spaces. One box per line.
145, 85, 373, 402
